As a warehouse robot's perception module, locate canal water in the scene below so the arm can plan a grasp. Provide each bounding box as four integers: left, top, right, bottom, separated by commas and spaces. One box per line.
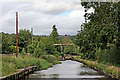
28, 60, 105, 79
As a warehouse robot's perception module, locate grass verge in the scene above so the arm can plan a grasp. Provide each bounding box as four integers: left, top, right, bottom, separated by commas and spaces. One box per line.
2, 54, 60, 77
74, 56, 120, 79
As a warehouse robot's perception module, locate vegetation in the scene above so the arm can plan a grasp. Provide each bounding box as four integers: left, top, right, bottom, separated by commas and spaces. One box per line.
74, 56, 120, 79
2, 54, 60, 76
1, 25, 62, 77
49, 25, 61, 52
1, 1, 120, 79
60, 38, 76, 55
76, 2, 120, 65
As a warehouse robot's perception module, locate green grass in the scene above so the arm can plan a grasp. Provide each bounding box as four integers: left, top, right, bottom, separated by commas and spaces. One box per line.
2, 54, 60, 77
74, 56, 120, 79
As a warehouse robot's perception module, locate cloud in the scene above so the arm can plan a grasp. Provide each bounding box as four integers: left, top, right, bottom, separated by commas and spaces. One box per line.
2, 0, 81, 3
31, 2, 81, 15
1, 0, 93, 35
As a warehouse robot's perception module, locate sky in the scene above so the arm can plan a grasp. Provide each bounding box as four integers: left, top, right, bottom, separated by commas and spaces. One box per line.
0, 0, 94, 35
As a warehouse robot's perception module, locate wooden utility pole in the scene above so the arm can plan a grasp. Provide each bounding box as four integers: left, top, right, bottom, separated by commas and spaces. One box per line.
16, 12, 18, 57
31, 28, 33, 44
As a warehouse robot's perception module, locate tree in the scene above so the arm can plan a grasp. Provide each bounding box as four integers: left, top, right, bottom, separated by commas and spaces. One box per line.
40, 37, 55, 54
18, 29, 32, 52
49, 25, 60, 52
49, 25, 59, 44
76, 1, 120, 64
2, 32, 10, 54
33, 42, 44, 58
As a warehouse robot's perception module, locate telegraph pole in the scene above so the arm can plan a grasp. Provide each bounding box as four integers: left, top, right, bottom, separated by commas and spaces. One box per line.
16, 12, 18, 57
31, 28, 33, 44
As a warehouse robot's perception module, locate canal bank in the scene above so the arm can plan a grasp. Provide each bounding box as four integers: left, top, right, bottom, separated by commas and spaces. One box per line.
1, 55, 61, 80
73, 56, 120, 79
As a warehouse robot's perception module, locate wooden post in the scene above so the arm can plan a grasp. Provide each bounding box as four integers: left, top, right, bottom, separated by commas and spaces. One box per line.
31, 28, 33, 45
16, 12, 18, 57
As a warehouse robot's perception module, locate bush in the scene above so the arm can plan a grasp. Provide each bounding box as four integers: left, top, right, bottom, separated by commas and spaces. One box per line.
41, 55, 58, 64
21, 48, 26, 55
80, 53, 88, 59
53, 51, 60, 58
9, 45, 19, 54
27, 44, 34, 53
34, 48, 44, 58
95, 43, 120, 65
2, 55, 54, 76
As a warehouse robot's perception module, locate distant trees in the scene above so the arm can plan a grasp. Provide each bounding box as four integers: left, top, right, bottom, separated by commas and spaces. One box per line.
2, 33, 10, 54
2, 24, 76, 58
2, 25, 61, 58
27, 25, 60, 57
2, 29, 32, 54
60, 38, 75, 55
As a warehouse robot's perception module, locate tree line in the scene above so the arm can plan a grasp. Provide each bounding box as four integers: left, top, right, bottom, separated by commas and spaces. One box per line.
2, 25, 77, 58
2, 25, 59, 56
75, 2, 120, 65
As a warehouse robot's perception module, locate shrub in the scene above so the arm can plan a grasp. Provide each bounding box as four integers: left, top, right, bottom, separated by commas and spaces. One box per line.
2, 55, 57, 76
9, 45, 19, 54
41, 55, 57, 64
95, 43, 120, 65
27, 44, 34, 53
53, 51, 60, 58
21, 48, 26, 55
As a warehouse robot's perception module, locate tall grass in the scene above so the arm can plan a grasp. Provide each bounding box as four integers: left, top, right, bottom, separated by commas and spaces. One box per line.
74, 56, 120, 79
2, 54, 59, 76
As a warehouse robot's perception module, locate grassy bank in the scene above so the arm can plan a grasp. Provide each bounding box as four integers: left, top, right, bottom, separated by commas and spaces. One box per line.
74, 56, 120, 79
2, 54, 61, 77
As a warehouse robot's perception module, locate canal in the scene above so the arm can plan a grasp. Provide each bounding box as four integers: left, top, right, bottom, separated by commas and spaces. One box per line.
27, 60, 105, 79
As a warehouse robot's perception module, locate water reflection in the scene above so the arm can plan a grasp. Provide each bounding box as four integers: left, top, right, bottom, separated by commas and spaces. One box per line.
28, 60, 105, 79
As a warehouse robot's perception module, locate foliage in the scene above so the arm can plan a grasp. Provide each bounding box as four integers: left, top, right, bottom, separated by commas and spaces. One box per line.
21, 48, 26, 55
95, 44, 120, 64
18, 29, 32, 52
49, 25, 59, 44
2, 55, 60, 76
28, 37, 55, 57
76, 2, 120, 64
49, 25, 61, 52
40, 37, 55, 54
60, 38, 76, 54
33, 42, 44, 58
2, 32, 10, 54
74, 57, 120, 79
53, 50, 61, 58
9, 45, 19, 54
2, 26, 60, 57
27, 44, 34, 53
41, 55, 60, 64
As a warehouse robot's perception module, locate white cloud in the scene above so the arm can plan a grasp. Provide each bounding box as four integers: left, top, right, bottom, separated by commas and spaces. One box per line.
1, 0, 94, 35
3, 0, 81, 3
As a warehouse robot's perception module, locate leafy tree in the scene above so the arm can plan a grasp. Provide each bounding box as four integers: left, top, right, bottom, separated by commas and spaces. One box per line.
33, 42, 44, 58
9, 45, 19, 54
40, 37, 55, 54
76, 1, 120, 64
2, 32, 10, 54
18, 29, 32, 52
